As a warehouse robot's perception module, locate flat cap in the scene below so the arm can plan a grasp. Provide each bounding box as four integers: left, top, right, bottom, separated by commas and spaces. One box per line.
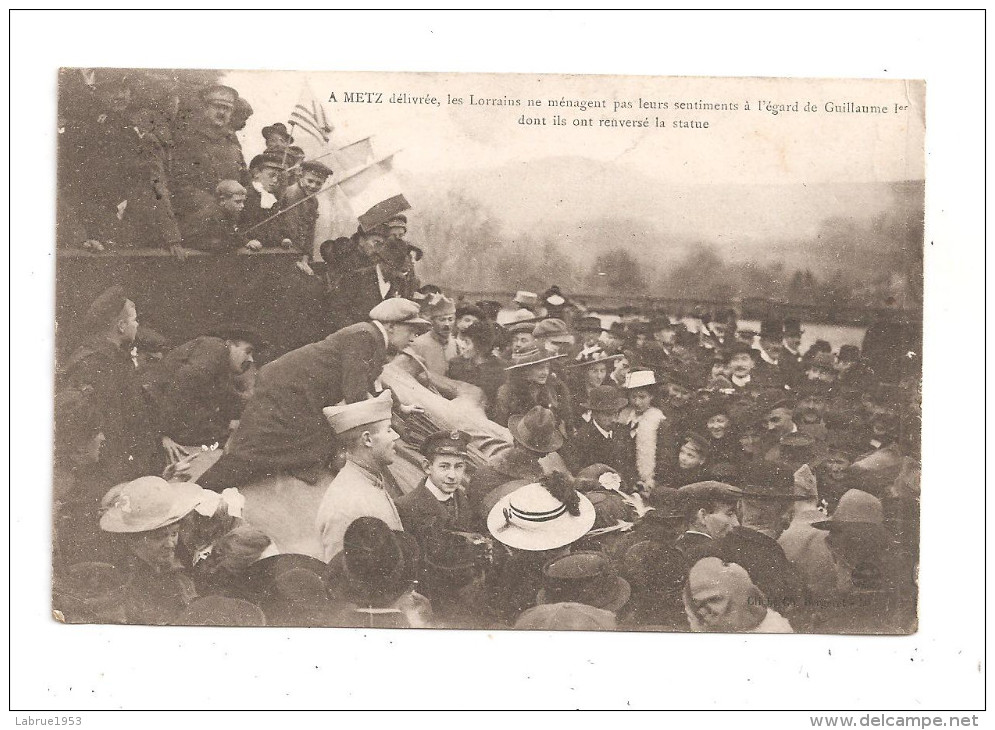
533, 318, 573, 344
300, 159, 334, 177
199, 84, 238, 107
322, 390, 393, 435
678, 481, 743, 505
369, 298, 432, 328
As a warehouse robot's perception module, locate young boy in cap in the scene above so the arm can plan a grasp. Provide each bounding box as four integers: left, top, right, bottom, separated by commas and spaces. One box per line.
179, 179, 248, 253
240, 152, 290, 249
396, 430, 475, 540
316, 391, 404, 561
280, 158, 334, 265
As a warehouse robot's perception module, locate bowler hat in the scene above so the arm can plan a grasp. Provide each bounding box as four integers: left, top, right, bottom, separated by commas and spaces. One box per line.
261, 122, 293, 142
508, 406, 564, 454
578, 385, 627, 413
487, 481, 595, 551
536, 551, 631, 613
576, 316, 605, 333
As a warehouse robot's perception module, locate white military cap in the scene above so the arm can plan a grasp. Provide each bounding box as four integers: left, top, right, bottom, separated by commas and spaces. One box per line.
322, 390, 393, 435
369, 298, 432, 327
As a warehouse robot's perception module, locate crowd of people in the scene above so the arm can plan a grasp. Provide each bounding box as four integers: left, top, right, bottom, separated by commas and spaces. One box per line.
53, 73, 920, 634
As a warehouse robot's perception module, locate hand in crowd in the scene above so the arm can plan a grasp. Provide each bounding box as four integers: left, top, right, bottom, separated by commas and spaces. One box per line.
244, 240, 263, 252
161, 452, 198, 482
295, 259, 315, 277
81, 239, 105, 252
161, 435, 195, 464
397, 402, 425, 416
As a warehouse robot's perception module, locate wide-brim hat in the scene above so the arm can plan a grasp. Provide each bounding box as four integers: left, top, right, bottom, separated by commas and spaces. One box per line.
504, 347, 566, 371
262, 122, 294, 142
99, 477, 209, 534
536, 551, 631, 613
487, 481, 596, 551
503, 310, 542, 333
508, 407, 564, 454
569, 349, 623, 369
811, 488, 883, 530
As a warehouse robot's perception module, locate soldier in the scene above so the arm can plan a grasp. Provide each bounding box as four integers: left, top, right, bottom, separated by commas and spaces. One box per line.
398, 293, 458, 377
171, 84, 247, 222
56, 286, 162, 492
316, 392, 404, 561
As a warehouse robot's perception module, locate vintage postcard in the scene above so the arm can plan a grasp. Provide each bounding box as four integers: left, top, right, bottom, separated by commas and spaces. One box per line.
52, 68, 923, 635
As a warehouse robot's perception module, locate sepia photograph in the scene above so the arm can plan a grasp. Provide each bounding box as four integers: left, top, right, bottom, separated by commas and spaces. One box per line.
51, 67, 924, 636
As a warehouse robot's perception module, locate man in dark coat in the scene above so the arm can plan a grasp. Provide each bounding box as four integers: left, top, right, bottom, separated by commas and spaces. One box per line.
561, 385, 631, 480
56, 287, 162, 492
171, 85, 247, 222
674, 481, 742, 566
142, 326, 261, 456
719, 463, 808, 622
198, 299, 431, 491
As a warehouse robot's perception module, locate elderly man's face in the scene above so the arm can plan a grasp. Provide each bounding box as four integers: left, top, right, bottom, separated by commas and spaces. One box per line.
219, 192, 246, 217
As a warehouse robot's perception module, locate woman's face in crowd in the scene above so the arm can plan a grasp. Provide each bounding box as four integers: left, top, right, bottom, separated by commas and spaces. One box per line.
706, 414, 731, 440
586, 362, 608, 387
628, 389, 653, 415
456, 314, 478, 333
667, 384, 692, 407
679, 442, 706, 470
523, 362, 551, 385
131, 523, 182, 572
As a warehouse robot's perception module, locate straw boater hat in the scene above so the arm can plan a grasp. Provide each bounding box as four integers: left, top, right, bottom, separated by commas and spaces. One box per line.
487, 481, 596, 551
623, 369, 657, 390
513, 291, 539, 308
504, 346, 566, 371
504, 308, 541, 333
99, 477, 210, 534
